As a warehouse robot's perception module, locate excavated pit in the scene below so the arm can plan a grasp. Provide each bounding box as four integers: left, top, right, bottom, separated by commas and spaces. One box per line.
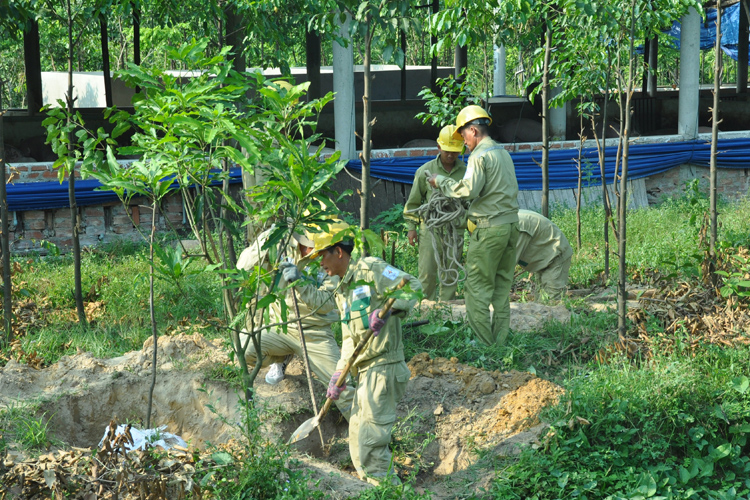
1, 309, 568, 498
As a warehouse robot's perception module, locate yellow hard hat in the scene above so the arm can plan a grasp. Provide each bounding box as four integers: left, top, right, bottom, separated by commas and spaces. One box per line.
437, 125, 465, 152
309, 220, 352, 259
453, 105, 492, 139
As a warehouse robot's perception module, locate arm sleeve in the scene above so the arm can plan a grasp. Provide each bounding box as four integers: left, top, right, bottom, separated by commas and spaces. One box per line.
371, 261, 422, 313
294, 276, 338, 315
403, 168, 428, 231
337, 324, 356, 372
435, 159, 484, 200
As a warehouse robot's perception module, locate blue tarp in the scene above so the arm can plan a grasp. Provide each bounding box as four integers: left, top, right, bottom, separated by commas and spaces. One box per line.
345, 138, 750, 191
662, 5, 750, 64
7, 138, 750, 212
6, 169, 244, 212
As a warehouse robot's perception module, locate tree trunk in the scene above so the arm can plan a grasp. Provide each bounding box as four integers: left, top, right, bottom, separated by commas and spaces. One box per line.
0, 94, 12, 345
100, 14, 113, 107
600, 55, 613, 280
146, 202, 158, 428
710, 4, 722, 285
359, 23, 373, 229
305, 29, 322, 100
23, 20, 43, 115
430, 0, 439, 93
541, 26, 551, 218
133, 2, 141, 66
617, 3, 637, 338
737, 0, 749, 93
66, 0, 87, 327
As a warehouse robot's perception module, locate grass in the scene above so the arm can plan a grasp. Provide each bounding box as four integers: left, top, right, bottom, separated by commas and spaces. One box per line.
0, 402, 57, 452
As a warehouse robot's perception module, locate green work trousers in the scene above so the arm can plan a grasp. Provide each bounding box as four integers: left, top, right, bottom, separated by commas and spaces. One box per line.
349, 361, 410, 485
418, 224, 462, 302
239, 327, 354, 420
465, 223, 519, 346
536, 252, 572, 301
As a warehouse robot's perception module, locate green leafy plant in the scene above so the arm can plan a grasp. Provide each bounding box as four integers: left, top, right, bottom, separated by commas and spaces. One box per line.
415, 70, 479, 127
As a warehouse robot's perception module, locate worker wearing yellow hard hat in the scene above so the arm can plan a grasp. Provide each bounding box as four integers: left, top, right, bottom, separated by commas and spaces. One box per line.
428, 105, 519, 346
310, 221, 422, 486
403, 124, 466, 301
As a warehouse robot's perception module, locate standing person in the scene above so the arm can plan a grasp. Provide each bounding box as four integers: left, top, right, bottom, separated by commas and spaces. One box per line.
428, 105, 519, 346
403, 124, 466, 301
235, 225, 354, 419
310, 221, 421, 486
516, 209, 573, 301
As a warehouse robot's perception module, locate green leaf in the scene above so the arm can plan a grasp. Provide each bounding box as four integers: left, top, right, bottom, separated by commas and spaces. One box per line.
731, 376, 749, 394
211, 452, 233, 465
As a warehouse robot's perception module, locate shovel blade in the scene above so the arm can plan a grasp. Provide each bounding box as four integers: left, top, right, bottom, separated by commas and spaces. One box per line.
287, 415, 320, 445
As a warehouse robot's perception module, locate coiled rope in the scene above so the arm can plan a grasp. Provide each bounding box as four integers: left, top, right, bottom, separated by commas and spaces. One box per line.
414, 191, 467, 288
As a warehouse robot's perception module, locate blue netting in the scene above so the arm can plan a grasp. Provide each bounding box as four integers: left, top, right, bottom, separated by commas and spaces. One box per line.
661, 5, 750, 64
7, 138, 749, 212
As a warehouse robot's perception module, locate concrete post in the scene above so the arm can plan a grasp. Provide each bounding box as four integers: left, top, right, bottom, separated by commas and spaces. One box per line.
333, 13, 356, 160
493, 45, 506, 96
550, 86, 567, 140
678, 7, 700, 138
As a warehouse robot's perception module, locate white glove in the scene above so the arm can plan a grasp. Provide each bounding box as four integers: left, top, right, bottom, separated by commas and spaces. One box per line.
280, 261, 301, 284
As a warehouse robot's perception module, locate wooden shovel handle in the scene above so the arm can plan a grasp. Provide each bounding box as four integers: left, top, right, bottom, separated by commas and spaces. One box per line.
317, 277, 409, 420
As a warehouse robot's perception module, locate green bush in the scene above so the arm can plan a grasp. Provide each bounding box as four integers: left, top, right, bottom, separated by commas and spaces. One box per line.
490, 347, 750, 499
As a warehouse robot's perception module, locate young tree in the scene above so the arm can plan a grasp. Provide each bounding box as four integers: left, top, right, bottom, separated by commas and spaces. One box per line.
0, 82, 11, 345
93, 40, 347, 416
709, 3, 722, 285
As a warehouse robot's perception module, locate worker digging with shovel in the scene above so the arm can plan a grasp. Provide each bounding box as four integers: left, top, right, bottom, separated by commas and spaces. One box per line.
292, 220, 421, 486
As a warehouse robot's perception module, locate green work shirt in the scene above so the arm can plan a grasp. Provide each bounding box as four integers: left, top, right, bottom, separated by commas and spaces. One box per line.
403, 155, 466, 231
334, 257, 421, 374
516, 209, 574, 273
435, 136, 519, 225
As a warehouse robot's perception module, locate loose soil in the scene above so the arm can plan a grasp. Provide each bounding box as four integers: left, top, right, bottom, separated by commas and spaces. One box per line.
0, 302, 568, 499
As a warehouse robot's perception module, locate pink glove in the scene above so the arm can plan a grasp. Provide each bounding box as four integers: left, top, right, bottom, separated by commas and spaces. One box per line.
368, 308, 391, 337
327, 371, 346, 400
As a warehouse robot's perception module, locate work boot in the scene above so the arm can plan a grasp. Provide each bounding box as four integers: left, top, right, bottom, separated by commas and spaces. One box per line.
265, 355, 293, 385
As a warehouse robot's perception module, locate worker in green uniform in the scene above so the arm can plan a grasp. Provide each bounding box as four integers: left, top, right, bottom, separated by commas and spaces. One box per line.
403, 125, 467, 301
236, 225, 354, 420
310, 221, 421, 486
516, 209, 573, 301
428, 105, 519, 346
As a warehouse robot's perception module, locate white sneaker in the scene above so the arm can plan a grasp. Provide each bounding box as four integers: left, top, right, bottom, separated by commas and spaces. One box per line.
265, 355, 293, 385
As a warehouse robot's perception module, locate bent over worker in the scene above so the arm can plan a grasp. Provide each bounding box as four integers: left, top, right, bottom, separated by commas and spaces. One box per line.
428, 105, 519, 346
403, 124, 466, 301
310, 221, 421, 486
235, 226, 354, 420
516, 209, 573, 301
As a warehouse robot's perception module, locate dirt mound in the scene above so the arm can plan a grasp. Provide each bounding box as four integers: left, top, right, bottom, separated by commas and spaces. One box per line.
0, 333, 564, 498
403, 353, 564, 478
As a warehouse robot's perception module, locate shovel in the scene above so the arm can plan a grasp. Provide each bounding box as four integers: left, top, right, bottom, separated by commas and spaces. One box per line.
287, 277, 409, 445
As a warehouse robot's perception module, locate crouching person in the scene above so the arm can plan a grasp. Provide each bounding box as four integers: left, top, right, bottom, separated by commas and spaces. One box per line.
310, 221, 422, 486
236, 225, 354, 420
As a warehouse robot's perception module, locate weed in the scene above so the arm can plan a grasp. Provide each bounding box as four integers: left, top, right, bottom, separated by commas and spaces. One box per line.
391, 407, 436, 474
16, 412, 55, 450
